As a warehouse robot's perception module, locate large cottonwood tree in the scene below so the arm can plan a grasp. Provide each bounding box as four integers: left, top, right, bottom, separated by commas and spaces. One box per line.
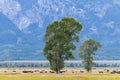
43, 17, 82, 73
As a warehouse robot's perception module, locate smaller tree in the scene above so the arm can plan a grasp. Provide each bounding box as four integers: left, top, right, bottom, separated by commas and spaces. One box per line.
79, 39, 101, 72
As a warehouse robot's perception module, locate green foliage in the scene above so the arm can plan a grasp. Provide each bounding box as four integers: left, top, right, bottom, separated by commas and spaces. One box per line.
79, 39, 101, 72
43, 17, 82, 73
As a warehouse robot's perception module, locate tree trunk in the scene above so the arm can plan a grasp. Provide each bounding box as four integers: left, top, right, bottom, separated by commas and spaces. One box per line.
55, 69, 60, 74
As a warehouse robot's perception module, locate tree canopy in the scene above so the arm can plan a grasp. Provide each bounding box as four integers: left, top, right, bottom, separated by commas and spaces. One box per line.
43, 17, 82, 73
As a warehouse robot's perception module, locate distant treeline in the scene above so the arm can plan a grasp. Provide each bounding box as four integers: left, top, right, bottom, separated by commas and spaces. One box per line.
0, 60, 120, 68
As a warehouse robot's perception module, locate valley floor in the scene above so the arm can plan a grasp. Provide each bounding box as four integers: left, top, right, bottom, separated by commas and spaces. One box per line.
0, 68, 120, 80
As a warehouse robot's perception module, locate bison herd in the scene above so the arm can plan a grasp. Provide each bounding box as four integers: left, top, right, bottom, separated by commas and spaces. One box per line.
3, 69, 120, 74
3, 69, 84, 74
98, 69, 120, 74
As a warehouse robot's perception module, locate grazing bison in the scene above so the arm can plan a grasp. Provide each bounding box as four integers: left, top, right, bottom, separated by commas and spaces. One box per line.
111, 70, 117, 74
22, 71, 33, 73
98, 71, 104, 73
110, 70, 120, 74
40, 70, 47, 73
34, 70, 39, 72
49, 71, 55, 73
13, 70, 16, 72
80, 70, 84, 73
40, 71, 43, 73
117, 71, 120, 74
104, 69, 110, 72
4, 71, 7, 72
60, 70, 67, 73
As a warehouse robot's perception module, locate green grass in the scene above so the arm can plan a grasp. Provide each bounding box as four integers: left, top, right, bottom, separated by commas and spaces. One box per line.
0, 73, 120, 80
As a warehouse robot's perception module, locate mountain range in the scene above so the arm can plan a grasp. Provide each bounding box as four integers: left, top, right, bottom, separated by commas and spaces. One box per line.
0, 0, 120, 60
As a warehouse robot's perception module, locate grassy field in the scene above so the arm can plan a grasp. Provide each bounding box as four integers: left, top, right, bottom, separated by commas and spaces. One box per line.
0, 68, 120, 80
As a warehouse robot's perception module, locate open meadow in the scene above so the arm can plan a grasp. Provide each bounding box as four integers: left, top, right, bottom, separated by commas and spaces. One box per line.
0, 68, 120, 80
